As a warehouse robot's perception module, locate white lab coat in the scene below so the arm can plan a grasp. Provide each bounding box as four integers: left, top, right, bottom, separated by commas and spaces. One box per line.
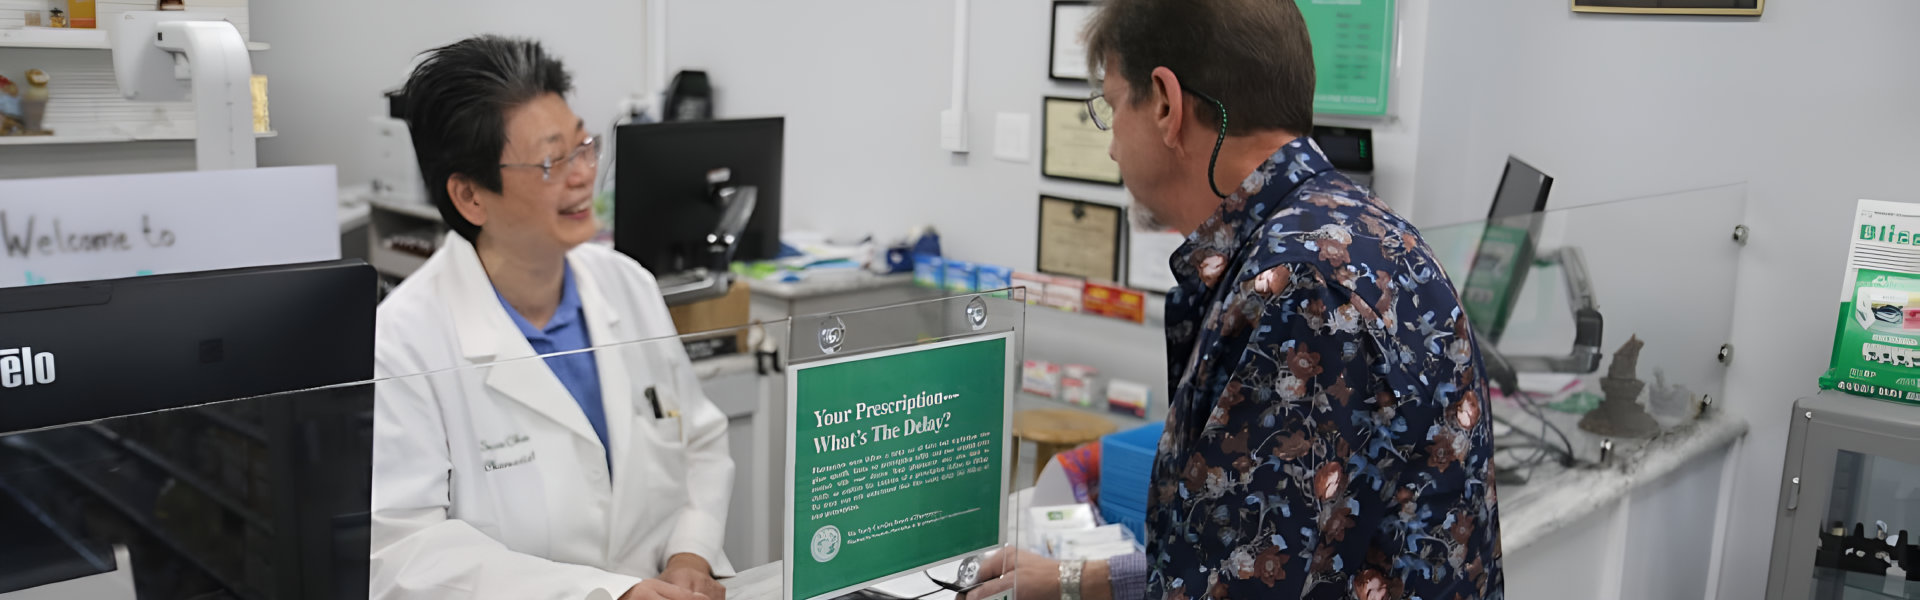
370, 233, 734, 600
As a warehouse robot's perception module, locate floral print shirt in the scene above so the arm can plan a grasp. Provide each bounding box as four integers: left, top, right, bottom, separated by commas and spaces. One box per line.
1144, 139, 1504, 600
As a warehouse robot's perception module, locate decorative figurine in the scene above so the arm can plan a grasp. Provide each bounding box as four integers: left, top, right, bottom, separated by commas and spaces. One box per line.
49, 9, 68, 28
0, 75, 24, 136
157, 0, 185, 9
21, 69, 51, 135
1577, 335, 1663, 438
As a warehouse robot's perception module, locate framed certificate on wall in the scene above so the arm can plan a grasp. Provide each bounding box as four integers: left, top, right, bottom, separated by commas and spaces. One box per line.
1036, 195, 1124, 282
1571, 0, 1762, 16
1041, 97, 1122, 185
1049, 1, 1095, 81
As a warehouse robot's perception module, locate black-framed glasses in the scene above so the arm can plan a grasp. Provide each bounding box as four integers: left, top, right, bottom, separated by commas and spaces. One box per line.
499, 135, 600, 182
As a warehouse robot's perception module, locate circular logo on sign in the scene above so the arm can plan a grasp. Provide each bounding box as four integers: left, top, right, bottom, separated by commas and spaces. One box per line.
810, 525, 842, 563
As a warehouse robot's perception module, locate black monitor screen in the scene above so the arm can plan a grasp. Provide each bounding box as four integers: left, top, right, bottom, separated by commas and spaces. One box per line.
1461, 157, 1553, 344
0, 261, 376, 599
615, 117, 785, 274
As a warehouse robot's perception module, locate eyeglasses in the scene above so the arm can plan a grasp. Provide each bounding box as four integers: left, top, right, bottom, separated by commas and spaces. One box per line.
499, 135, 600, 182
1084, 88, 1226, 132
1086, 86, 1233, 198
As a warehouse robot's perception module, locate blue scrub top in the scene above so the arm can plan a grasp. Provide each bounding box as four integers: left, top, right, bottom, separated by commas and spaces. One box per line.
493, 262, 609, 468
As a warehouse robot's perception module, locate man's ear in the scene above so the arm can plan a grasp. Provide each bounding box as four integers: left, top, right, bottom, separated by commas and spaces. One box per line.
1149, 66, 1186, 152
447, 174, 490, 228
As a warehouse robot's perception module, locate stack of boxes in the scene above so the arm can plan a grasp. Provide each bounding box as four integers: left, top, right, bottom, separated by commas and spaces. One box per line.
1098, 422, 1163, 543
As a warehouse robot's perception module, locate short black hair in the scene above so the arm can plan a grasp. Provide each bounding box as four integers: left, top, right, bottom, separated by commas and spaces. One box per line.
400, 36, 573, 243
1085, 0, 1316, 136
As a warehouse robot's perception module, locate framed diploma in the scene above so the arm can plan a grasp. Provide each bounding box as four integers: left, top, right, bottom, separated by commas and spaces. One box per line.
1036, 195, 1124, 282
1571, 0, 1762, 16
1049, 1, 1095, 82
1042, 97, 1122, 185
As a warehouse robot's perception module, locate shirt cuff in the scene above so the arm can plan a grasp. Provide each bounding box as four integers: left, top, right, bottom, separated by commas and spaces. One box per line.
664, 509, 735, 577
1107, 551, 1149, 600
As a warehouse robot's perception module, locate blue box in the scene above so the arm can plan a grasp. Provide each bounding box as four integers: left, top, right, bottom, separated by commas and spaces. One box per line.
944, 260, 978, 293
913, 253, 945, 289
975, 264, 1013, 293
1099, 422, 1164, 542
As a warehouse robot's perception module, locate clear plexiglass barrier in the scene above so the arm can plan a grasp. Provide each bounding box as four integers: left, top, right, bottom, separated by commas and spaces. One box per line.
0, 291, 1037, 600
1421, 182, 1750, 481
779, 289, 1027, 600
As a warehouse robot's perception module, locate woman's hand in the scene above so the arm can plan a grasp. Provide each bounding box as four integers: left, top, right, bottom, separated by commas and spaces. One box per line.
655, 553, 726, 600
619, 579, 707, 600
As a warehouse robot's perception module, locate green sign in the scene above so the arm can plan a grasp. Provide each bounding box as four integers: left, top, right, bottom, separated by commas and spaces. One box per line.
1819, 268, 1920, 405
786, 335, 1013, 600
1296, 0, 1395, 116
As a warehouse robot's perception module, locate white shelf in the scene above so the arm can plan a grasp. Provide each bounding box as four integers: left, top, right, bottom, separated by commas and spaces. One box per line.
0, 131, 277, 146
0, 28, 269, 50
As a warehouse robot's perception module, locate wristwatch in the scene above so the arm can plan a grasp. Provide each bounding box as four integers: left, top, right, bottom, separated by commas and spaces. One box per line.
1060, 559, 1086, 600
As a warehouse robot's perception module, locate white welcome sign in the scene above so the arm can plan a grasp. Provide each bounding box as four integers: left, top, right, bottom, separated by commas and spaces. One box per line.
0, 166, 340, 288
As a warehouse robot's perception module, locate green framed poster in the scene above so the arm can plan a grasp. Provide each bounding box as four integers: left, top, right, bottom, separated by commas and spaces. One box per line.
1296, 0, 1396, 116
784, 333, 1016, 600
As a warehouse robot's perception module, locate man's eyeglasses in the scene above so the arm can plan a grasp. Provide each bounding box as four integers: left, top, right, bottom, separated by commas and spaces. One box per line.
1084, 88, 1225, 132
500, 135, 600, 182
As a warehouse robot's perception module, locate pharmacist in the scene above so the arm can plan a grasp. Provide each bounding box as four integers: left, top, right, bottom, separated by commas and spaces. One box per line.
370, 36, 731, 600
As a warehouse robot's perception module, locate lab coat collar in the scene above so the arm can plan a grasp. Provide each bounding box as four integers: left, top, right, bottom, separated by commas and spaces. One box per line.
436, 232, 605, 447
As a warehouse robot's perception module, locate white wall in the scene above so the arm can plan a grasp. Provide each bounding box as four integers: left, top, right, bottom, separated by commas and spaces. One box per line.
663, 0, 1433, 270
1409, 3, 1920, 599
248, 0, 651, 189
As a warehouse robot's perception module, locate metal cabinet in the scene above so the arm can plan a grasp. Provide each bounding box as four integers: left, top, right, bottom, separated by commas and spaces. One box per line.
1769, 391, 1920, 599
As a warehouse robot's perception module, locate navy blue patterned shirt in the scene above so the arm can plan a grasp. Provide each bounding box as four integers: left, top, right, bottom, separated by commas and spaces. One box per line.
1142, 139, 1505, 600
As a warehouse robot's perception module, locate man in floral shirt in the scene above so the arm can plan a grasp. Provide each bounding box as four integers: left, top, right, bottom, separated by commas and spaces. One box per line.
969, 1, 1502, 599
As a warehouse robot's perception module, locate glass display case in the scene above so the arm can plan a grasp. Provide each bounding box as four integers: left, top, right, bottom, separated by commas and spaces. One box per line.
1769, 391, 1920, 600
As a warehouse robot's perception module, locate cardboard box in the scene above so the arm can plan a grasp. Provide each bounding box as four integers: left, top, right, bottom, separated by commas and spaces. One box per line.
913, 253, 945, 289
1011, 271, 1050, 304
1044, 277, 1085, 312
976, 264, 1013, 294
944, 259, 979, 294
668, 279, 750, 358
1083, 282, 1146, 323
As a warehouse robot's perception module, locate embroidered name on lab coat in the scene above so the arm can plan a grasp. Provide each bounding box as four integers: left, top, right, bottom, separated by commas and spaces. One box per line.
484, 451, 536, 472
479, 433, 530, 452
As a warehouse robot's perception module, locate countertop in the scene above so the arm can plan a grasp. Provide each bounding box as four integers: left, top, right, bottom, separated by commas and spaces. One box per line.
1496, 409, 1748, 552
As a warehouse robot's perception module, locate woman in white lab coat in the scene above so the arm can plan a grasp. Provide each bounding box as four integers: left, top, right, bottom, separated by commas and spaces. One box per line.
370, 37, 731, 600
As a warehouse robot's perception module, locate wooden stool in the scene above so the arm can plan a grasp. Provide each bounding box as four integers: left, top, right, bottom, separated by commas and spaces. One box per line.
1012, 408, 1119, 486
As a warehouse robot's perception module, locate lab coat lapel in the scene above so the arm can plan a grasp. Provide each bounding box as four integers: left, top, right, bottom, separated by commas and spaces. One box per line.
575, 262, 638, 484
438, 233, 604, 446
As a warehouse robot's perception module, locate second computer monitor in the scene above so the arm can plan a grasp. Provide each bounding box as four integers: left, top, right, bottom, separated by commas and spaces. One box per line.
614, 117, 784, 275
1462, 156, 1554, 344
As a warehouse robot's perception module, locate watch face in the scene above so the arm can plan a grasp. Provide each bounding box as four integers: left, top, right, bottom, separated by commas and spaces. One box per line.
810, 525, 842, 563
957, 555, 981, 586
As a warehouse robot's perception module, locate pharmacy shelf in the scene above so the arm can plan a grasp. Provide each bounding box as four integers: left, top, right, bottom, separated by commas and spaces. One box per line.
0, 130, 277, 146
0, 27, 268, 51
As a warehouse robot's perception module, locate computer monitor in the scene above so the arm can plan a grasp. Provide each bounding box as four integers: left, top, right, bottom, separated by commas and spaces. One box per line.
1461, 157, 1554, 344
614, 117, 784, 275
0, 260, 377, 599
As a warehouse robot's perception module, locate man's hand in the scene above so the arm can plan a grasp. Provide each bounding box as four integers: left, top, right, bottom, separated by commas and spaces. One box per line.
619, 579, 706, 600
656, 553, 726, 600
961, 548, 1112, 600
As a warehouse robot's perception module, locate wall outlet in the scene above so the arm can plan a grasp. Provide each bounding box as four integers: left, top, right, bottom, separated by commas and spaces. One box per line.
993, 112, 1032, 163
